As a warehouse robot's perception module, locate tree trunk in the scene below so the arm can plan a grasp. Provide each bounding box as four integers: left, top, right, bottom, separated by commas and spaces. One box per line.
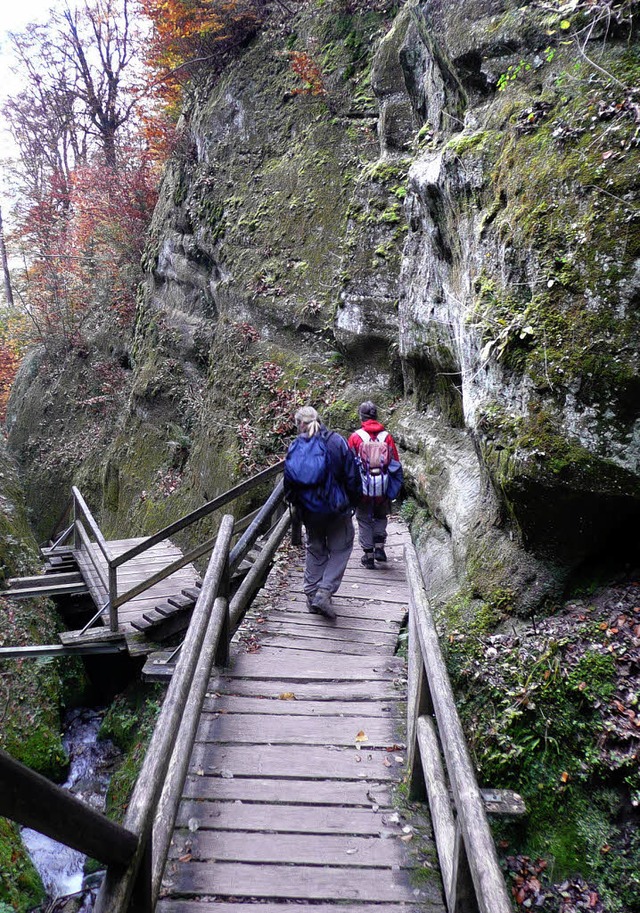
0, 208, 14, 307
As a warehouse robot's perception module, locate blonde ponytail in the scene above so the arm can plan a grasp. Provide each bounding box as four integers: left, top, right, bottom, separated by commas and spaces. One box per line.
294, 406, 321, 438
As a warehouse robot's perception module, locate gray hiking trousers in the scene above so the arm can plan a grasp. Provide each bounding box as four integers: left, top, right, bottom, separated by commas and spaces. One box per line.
303, 512, 355, 598
355, 499, 390, 551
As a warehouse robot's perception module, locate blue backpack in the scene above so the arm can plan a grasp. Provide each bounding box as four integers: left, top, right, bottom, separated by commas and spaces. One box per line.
285, 433, 349, 515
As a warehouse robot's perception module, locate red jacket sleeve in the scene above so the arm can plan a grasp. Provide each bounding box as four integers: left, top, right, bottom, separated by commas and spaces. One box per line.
386, 434, 400, 462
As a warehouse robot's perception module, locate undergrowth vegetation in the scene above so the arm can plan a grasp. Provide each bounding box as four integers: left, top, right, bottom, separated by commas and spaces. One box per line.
444, 581, 640, 911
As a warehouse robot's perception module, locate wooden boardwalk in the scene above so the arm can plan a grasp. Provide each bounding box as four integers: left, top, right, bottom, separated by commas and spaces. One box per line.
74, 538, 200, 634
157, 519, 445, 911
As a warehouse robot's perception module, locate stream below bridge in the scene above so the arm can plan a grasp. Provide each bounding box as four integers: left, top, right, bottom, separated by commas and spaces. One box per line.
22, 707, 121, 911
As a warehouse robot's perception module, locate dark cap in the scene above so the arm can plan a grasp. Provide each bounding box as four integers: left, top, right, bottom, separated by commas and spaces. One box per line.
359, 400, 377, 421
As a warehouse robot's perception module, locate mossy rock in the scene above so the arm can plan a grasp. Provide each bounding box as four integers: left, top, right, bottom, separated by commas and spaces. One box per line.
0, 819, 45, 912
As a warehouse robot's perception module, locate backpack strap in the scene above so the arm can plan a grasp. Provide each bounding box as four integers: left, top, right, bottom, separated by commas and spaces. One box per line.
376, 430, 389, 443
355, 428, 371, 444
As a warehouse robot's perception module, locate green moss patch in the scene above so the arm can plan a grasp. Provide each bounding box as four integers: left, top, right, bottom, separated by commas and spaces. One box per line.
0, 818, 44, 912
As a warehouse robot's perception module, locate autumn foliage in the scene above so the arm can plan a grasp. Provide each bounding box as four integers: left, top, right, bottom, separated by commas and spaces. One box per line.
139, 0, 269, 108
11, 153, 158, 350
288, 51, 326, 97
0, 338, 20, 421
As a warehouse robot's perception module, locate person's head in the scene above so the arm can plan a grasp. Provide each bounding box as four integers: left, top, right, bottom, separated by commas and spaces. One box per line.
295, 405, 321, 437
359, 400, 378, 423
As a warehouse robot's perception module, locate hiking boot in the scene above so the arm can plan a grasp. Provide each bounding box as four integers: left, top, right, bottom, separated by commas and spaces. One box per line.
373, 545, 387, 562
311, 588, 336, 621
306, 593, 319, 614
360, 551, 375, 570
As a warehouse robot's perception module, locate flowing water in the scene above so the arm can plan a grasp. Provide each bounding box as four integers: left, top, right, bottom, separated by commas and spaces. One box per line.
21, 707, 121, 908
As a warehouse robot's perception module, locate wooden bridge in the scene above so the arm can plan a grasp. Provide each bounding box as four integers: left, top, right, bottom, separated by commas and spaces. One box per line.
0, 464, 524, 913
0, 462, 285, 659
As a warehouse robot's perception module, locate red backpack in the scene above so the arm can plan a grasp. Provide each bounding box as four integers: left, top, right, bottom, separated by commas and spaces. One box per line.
355, 429, 391, 498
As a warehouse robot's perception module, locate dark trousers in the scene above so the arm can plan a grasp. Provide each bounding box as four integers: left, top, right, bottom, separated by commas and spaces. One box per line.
355, 499, 390, 551
303, 513, 355, 597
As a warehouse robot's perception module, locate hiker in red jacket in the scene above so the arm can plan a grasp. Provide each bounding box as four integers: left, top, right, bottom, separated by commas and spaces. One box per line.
348, 401, 400, 570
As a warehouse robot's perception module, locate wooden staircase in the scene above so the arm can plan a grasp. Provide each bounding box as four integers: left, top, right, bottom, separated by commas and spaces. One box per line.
130, 541, 266, 643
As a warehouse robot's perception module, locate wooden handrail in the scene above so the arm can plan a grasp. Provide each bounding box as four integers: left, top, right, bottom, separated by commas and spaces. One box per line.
73, 487, 111, 562
229, 509, 290, 632
94, 514, 235, 913
75, 520, 110, 593
111, 477, 285, 611
229, 478, 285, 575
150, 595, 230, 903
404, 542, 513, 913
0, 749, 137, 867
110, 461, 284, 569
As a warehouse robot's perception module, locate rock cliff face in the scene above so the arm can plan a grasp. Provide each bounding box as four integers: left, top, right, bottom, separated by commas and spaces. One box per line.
388, 0, 640, 614
6, 0, 639, 619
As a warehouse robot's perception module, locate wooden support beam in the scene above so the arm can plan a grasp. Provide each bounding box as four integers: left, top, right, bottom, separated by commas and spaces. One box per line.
481, 789, 526, 817
0, 642, 126, 659
2, 581, 89, 599
60, 628, 124, 646
0, 749, 137, 866
5, 572, 83, 589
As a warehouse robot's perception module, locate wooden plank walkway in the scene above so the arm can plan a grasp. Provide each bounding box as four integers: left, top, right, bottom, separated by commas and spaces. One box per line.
74, 538, 200, 634
157, 519, 446, 912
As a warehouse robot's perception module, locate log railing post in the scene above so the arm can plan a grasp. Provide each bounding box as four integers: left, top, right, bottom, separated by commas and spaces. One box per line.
108, 564, 118, 632
72, 492, 78, 551
130, 834, 153, 913
215, 554, 231, 668
407, 600, 432, 801
405, 541, 513, 913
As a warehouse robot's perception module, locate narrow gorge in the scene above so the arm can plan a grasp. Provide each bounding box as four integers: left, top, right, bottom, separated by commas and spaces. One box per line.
1, 0, 638, 909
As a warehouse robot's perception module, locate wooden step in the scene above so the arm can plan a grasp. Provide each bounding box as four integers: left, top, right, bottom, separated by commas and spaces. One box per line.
154, 601, 184, 618
167, 593, 195, 610
41, 549, 75, 561
60, 628, 125, 646
6, 572, 83, 589
181, 587, 202, 601
44, 562, 78, 575
3, 580, 89, 599
131, 603, 194, 639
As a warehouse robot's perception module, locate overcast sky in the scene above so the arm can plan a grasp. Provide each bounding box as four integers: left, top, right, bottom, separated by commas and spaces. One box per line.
0, 0, 55, 207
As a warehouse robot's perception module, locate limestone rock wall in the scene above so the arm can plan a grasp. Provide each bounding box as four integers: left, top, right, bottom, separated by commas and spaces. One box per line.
380, 0, 639, 611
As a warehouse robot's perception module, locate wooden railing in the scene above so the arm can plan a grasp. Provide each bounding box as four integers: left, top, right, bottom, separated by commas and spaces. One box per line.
404, 541, 520, 913
70, 460, 284, 632
1, 472, 291, 913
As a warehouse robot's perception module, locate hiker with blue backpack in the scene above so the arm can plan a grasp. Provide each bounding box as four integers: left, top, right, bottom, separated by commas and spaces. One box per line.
283, 405, 361, 621
348, 401, 403, 570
